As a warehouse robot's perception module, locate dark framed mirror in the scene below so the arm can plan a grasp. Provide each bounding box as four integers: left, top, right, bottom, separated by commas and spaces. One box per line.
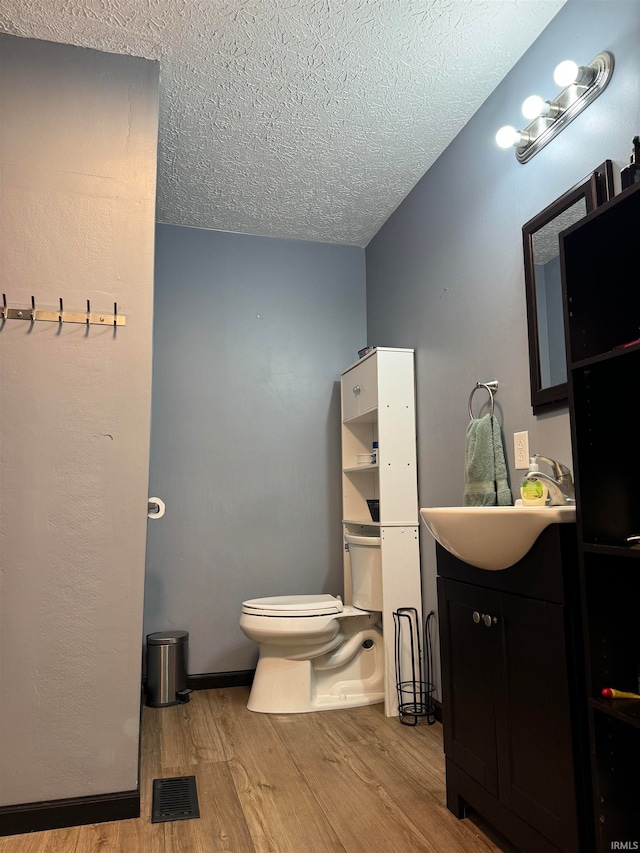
522, 160, 614, 413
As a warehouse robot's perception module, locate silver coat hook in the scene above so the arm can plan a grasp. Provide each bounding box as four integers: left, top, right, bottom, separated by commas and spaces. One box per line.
30, 295, 36, 322
86, 299, 91, 326
113, 302, 118, 327
59, 297, 64, 324
1, 293, 6, 321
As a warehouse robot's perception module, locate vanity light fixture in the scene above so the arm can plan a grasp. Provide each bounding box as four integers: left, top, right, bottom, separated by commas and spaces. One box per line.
521, 95, 558, 121
553, 59, 596, 88
496, 51, 614, 163
495, 125, 528, 149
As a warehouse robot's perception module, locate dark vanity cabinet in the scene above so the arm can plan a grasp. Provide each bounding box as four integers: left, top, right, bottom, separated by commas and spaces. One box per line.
561, 180, 640, 850
437, 525, 591, 853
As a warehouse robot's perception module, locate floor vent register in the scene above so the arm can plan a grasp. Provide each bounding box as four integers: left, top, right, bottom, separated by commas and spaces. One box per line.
151, 775, 200, 823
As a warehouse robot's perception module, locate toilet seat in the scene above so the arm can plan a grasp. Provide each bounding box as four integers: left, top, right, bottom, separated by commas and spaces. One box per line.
242, 593, 343, 617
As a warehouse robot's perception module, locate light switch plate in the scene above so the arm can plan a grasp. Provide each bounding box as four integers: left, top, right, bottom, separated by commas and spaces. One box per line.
514, 431, 530, 469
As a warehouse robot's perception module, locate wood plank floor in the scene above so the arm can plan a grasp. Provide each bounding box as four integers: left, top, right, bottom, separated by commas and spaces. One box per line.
0, 688, 515, 852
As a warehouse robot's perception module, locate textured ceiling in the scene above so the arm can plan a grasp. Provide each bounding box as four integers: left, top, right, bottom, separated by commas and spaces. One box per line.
1, 1, 565, 246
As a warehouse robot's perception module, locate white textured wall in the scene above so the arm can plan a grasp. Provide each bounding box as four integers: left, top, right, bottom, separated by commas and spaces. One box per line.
0, 36, 158, 805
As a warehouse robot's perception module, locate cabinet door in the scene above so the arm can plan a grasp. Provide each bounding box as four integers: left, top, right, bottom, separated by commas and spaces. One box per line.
341, 354, 378, 421
342, 365, 362, 421
438, 578, 500, 796
356, 353, 377, 415
495, 592, 580, 853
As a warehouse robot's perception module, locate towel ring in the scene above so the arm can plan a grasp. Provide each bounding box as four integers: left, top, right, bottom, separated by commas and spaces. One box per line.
468, 380, 499, 421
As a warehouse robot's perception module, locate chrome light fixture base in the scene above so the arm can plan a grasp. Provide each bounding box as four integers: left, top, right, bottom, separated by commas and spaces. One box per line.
515, 51, 614, 163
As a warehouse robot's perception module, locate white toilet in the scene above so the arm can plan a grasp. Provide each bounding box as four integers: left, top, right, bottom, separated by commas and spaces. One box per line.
239, 532, 384, 713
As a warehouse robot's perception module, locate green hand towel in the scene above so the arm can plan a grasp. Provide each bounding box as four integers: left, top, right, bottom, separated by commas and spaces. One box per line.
464, 414, 512, 507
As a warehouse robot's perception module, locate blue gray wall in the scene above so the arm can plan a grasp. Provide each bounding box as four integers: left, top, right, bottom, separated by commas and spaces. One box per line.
366, 0, 640, 694
144, 226, 366, 673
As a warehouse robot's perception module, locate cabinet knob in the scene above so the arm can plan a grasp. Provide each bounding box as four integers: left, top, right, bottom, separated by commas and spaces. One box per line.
353, 385, 360, 394
472, 611, 480, 624
482, 614, 498, 627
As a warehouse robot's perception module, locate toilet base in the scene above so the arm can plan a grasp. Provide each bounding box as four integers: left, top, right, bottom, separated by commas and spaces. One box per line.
247, 626, 384, 714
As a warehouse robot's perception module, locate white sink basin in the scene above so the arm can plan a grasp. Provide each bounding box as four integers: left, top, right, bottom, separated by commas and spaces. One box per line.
420, 504, 576, 570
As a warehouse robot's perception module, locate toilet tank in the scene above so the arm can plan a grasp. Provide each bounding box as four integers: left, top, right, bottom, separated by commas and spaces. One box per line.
344, 533, 383, 611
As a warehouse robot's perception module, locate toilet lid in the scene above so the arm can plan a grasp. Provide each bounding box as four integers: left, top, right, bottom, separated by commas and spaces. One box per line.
242, 593, 343, 617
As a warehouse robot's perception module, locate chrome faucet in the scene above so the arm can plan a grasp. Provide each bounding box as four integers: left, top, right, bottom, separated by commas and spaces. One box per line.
529, 454, 576, 505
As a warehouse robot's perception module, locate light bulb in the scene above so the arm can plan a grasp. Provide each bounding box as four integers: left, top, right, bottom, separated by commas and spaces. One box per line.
495, 126, 521, 149
554, 59, 579, 87
522, 95, 545, 120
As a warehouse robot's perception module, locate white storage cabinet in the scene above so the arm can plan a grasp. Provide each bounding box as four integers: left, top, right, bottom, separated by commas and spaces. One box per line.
341, 347, 422, 716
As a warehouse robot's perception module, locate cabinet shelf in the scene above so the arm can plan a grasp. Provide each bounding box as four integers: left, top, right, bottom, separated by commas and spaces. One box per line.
569, 339, 640, 371
582, 542, 640, 559
343, 463, 379, 474
342, 407, 377, 425
589, 697, 640, 729
342, 518, 418, 527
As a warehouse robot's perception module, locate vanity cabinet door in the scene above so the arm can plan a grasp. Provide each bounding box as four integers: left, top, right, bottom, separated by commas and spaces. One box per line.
439, 579, 581, 852
495, 592, 580, 853
438, 578, 500, 797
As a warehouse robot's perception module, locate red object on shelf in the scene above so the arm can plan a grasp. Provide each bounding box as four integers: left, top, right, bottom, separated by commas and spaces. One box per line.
613, 337, 640, 349
602, 687, 640, 699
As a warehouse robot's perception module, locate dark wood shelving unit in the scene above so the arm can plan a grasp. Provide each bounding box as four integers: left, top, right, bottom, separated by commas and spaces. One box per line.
570, 339, 640, 370
561, 179, 640, 851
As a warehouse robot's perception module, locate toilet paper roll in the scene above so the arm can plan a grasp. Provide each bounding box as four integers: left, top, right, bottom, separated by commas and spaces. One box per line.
148, 497, 165, 519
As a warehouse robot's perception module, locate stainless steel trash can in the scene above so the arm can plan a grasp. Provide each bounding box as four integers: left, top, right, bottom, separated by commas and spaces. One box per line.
146, 630, 191, 707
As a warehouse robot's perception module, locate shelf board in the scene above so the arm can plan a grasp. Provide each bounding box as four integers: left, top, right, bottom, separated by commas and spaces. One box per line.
343, 464, 379, 474
582, 542, 640, 559
342, 519, 418, 527
569, 340, 640, 370
342, 407, 377, 426
589, 696, 640, 729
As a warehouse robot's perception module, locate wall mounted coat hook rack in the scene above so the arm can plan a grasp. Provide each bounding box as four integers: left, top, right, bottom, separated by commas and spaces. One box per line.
0, 294, 125, 327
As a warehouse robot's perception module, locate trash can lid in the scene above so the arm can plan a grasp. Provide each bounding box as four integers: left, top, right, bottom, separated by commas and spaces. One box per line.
147, 630, 189, 645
